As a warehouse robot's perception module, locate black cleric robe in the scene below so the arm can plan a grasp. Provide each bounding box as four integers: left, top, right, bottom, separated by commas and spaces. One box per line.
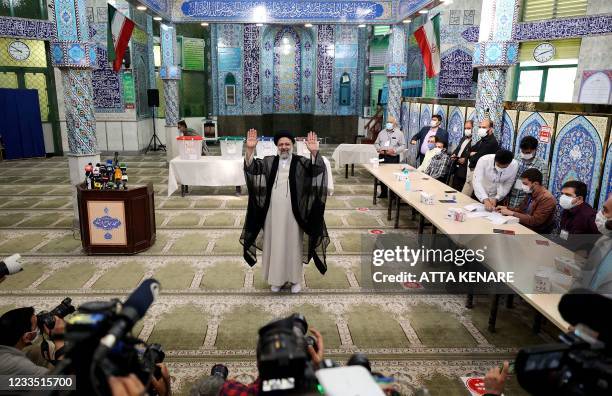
240, 152, 329, 274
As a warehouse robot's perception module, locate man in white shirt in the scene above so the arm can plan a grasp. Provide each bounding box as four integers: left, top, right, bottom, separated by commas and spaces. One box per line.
472, 149, 519, 211
374, 116, 406, 198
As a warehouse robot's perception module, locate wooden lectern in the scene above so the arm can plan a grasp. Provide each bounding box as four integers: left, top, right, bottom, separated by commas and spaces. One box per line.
77, 184, 156, 254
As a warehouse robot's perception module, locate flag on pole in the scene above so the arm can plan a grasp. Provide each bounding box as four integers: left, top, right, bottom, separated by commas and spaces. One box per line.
414, 13, 441, 78
107, 4, 135, 72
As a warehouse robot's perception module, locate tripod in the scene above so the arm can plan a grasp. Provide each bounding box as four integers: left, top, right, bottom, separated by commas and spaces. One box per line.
145, 106, 166, 154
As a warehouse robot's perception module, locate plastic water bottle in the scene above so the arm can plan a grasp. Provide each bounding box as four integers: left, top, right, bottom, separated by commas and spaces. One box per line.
405, 177, 411, 192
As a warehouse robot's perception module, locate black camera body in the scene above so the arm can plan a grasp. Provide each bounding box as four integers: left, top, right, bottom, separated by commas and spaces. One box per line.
37, 297, 76, 332
256, 313, 318, 394
50, 299, 164, 395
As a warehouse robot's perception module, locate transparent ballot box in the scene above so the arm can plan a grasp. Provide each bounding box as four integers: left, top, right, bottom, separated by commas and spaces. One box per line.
219, 136, 244, 159
177, 136, 203, 160
256, 136, 276, 157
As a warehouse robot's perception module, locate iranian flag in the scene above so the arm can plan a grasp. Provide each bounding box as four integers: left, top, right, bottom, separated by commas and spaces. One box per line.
414, 13, 441, 78
107, 4, 135, 72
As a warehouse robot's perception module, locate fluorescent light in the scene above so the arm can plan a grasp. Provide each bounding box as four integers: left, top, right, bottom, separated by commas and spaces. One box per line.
201, 22, 209, 26
358, 24, 366, 28
153, 16, 162, 21
418, 9, 429, 14
305, 23, 313, 28
256, 23, 264, 26
402, 19, 411, 24
136, 5, 147, 11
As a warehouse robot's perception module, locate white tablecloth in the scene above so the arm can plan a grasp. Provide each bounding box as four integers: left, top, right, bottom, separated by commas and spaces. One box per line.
331, 144, 379, 168
168, 156, 246, 196
167, 155, 334, 196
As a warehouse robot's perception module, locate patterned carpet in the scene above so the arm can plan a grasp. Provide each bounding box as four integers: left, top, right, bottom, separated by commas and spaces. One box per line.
0, 146, 558, 395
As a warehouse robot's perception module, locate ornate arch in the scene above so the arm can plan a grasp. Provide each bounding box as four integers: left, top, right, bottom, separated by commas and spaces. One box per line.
500, 111, 514, 151
447, 106, 466, 150
419, 104, 432, 130
549, 116, 604, 206
273, 26, 301, 113
515, 112, 551, 162
600, 143, 612, 209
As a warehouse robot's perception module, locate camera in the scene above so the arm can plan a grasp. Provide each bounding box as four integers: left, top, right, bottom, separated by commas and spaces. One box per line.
515, 291, 612, 396
256, 313, 319, 394
37, 297, 76, 332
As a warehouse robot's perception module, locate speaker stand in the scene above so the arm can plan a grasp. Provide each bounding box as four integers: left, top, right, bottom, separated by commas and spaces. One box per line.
145, 107, 166, 154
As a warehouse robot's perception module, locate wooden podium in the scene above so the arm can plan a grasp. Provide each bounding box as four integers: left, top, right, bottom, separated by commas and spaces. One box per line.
77, 184, 156, 254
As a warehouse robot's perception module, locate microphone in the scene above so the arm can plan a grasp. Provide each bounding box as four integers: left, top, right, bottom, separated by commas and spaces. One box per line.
0, 254, 23, 277
559, 289, 612, 343
94, 279, 160, 362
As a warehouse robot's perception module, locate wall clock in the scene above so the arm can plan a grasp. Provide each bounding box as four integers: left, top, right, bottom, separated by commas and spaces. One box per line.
8, 41, 31, 61
533, 42, 555, 63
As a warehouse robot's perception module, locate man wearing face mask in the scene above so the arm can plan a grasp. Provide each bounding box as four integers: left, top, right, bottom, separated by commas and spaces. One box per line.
573, 196, 612, 294
496, 168, 556, 233
423, 137, 451, 182
374, 116, 406, 198
0, 307, 64, 375
410, 114, 448, 164
506, 136, 548, 209
416, 135, 437, 173
449, 120, 474, 190
462, 119, 499, 196
559, 180, 599, 236
472, 149, 518, 211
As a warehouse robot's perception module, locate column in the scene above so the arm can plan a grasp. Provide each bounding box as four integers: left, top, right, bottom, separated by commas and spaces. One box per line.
385, 24, 408, 123
473, 0, 520, 136
49, 0, 98, 220
160, 23, 181, 161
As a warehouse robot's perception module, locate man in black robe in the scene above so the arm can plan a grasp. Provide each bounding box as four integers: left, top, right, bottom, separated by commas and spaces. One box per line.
240, 129, 329, 293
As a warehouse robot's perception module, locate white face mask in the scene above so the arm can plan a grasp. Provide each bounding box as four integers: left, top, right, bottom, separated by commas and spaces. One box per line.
432, 147, 443, 155
494, 165, 504, 173
430, 120, 439, 128
521, 183, 532, 193
477, 128, 488, 138
595, 211, 612, 236
520, 152, 535, 160
385, 123, 393, 130
464, 129, 472, 137
559, 194, 577, 210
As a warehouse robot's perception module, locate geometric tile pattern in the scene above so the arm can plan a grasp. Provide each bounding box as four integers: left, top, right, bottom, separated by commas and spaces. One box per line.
300, 28, 315, 114
273, 26, 301, 113
447, 106, 466, 150
61, 69, 97, 154
0, 17, 56, 40
475, 68, 506, 138
243, 24, 261, 113
600, 142, 612, 210
500, 110, 516, 151
315, 24, 334, 114
163, 79, 180, 127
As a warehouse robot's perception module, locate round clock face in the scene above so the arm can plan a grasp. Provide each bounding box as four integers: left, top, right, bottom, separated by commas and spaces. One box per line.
533, 42, 555, 63
8, 41, 30, 61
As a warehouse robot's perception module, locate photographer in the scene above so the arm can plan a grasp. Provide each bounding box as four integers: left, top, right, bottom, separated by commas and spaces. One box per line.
0, 307, 65, 375
217, 328, 324, 395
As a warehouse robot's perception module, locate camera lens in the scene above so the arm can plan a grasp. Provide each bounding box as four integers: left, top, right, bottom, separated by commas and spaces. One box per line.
347, 353, 372, 373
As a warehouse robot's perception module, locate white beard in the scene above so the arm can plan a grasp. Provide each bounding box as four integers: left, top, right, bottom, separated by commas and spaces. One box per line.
279, 151, 290, 159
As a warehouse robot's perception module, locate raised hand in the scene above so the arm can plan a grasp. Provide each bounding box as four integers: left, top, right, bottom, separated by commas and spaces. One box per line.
246, 128, 258, 150
305, 131, 319, 155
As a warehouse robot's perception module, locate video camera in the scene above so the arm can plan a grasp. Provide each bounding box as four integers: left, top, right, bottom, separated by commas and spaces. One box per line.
41, 279, 162, 396
515, 290, 612, 396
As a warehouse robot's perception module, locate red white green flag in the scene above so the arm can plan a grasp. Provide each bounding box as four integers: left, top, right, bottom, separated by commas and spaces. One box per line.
414, 13, 441, 78
107, 4, 135, 72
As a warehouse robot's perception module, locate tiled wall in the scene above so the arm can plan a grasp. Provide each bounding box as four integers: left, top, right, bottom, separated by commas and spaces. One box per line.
212, 23, 364, 116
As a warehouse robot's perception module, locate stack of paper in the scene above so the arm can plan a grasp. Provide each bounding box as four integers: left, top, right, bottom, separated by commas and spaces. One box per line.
464, 203, 485, 212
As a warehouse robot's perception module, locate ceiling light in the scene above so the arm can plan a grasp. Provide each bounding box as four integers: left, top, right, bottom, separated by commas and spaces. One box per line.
418, 9, 429, 14
153, 16, 162, 21
358, 24, 366, 28
256, 23, 264, 27
305, 23, 313, 28
402, 19, 411, 24
136, 5, 147, 11
201, 22, 209, 26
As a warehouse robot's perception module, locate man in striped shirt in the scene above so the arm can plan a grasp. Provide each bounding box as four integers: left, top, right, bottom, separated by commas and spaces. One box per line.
506, 136, 548, 208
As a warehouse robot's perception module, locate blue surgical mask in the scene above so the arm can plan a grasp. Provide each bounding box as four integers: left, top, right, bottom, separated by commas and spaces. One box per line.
427, 143, 435, 150
385, 123, 393, 130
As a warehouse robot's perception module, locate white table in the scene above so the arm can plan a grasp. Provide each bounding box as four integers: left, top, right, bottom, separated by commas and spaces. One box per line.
331, 144, 378, 178
168, 156, 245, 197
167, 155, 335, 197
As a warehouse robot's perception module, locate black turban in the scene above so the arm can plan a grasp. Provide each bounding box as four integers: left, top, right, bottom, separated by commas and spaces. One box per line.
274, 131, 295, 145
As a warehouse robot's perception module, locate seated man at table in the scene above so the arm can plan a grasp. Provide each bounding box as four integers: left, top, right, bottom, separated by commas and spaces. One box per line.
559, 180, 599, 237
473, 149, 519, 212
416, 135, 437, 173
178, 120, 208, 155
423, 137, 451, 183
496, 168, 556, 233
374, 116, 405, 198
